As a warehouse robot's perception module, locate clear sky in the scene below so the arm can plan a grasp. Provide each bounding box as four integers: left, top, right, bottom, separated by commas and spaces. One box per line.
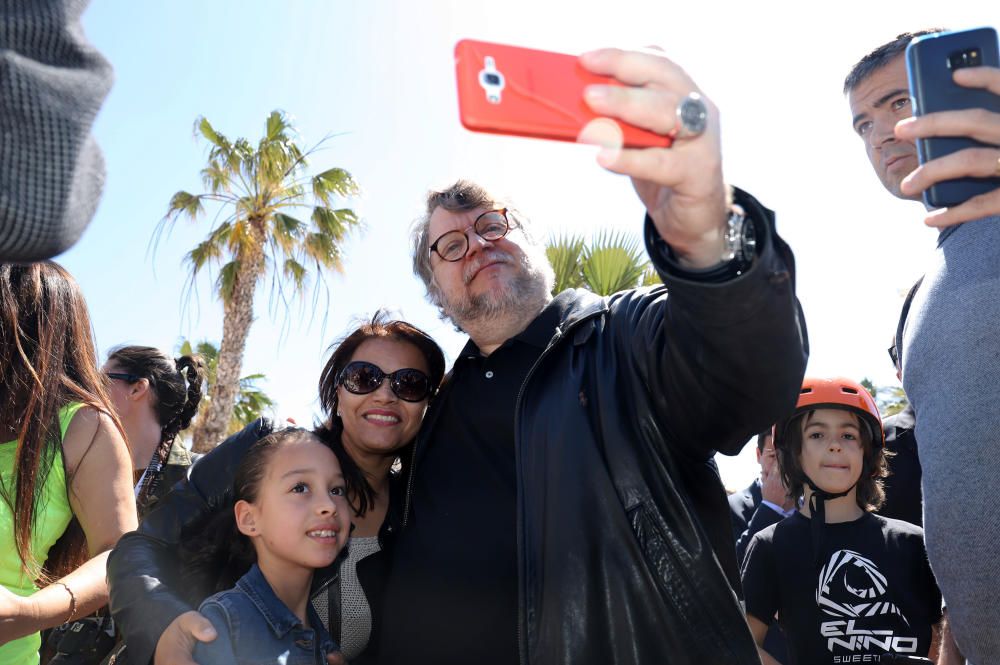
66, 1, 993, 490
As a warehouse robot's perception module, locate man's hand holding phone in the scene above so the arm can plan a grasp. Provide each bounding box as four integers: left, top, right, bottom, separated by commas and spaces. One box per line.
897, 65, 1000, 228
578, 47, 729, 270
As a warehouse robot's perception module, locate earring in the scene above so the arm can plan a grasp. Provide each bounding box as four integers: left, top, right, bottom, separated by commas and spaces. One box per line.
336, 410, 341, 418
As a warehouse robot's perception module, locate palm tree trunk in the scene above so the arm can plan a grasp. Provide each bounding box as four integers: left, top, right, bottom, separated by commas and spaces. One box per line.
192, 244, 264, 452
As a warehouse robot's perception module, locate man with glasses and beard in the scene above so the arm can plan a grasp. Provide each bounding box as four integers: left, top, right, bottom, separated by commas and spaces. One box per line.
374, 46, 807, 665
110, 46, 807, 665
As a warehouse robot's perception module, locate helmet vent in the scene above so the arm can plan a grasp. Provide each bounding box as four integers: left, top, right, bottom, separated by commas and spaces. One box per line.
842, 387, 859, 395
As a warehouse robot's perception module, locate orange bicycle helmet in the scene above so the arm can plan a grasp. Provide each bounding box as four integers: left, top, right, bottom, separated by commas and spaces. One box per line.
773, 377, 884, 451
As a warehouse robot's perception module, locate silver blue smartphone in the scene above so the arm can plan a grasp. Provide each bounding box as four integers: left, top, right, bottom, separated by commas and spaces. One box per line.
905, 27, 1000, 208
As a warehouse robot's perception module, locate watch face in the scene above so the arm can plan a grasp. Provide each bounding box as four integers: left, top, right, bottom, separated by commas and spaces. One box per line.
679, 95, 708, 136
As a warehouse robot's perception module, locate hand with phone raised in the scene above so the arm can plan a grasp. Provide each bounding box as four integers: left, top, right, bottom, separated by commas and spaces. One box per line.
898, 28, 1000, 227
579, 48, 729, 270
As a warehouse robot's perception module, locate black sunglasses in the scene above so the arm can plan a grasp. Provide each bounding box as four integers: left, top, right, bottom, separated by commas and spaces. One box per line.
106, 372, 142, 383
337, 361, 434, 402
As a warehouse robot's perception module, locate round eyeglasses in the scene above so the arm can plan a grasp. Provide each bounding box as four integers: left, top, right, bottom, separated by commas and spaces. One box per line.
337, 361, 435, 402
428, 209, 512, 262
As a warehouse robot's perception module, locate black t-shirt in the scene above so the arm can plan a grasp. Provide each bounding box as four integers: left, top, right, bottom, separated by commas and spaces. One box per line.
742, 512, 942, 665
375, 306, 558, 665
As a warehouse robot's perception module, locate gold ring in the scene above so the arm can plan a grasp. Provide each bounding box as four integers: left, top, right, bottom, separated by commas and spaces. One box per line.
995, 154, 1000, 177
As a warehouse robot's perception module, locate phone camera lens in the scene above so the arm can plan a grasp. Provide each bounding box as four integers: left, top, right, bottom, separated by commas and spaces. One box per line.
948, 48, 982, 70
484, 73, 501, 86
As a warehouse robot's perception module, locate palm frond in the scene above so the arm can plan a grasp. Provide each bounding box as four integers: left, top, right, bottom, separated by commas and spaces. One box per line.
303, 232, 342, 271
217, 260, 240, 303
545, 234, 587, 296
196, 116, 230, 151
311, 207, 359, 242
312, 168, 360, 207
579, 231, 649, 296
166, 191, 206, 220
282, 257, 307, 293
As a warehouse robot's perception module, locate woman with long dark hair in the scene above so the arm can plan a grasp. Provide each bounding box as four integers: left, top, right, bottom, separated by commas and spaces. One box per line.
107, 312, 445, 664
0, 262, 137, 665
103, 346, 205, 516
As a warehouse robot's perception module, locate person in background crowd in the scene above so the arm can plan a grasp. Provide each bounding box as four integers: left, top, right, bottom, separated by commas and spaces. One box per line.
0, 0, 112, 261
844, 30, 1000, 662
0, 262, 136, 665
729, 430, 796, 553
729, 430, 793, 664
103, 346, 205, 516
741, 377, 941, 665
876, 279, 922, 528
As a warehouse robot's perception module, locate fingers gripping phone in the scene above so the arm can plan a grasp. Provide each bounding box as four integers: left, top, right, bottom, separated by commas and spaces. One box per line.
905, 27, 1000, 208
454, 39, 672, 149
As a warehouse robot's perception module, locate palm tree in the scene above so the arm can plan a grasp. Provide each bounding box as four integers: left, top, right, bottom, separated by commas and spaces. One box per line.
545, 231, 661, 297
178, 339, 276, 440
158, 110, 360, 451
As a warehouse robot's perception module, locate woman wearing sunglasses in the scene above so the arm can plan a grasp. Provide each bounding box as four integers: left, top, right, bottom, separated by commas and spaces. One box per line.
107, 312, 445, 665
103, 347, 205, 517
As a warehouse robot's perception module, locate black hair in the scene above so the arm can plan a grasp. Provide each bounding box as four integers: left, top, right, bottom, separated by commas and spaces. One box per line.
755, 430, 773, 453
843, 30, 945, 94
107, 345, 205, 506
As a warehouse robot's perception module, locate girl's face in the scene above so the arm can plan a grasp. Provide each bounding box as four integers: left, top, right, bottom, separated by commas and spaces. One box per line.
336, 338, 431, 463
237, 434, 352, 572
799, 409, 865, 495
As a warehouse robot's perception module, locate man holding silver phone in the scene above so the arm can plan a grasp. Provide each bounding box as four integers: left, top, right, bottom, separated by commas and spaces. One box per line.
845, 29, 1000, 665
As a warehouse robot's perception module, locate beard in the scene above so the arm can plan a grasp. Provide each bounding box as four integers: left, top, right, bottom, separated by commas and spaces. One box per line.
439, 245, 553, 330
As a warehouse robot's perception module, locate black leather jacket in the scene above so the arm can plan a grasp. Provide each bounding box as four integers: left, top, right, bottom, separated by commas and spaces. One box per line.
109, 189, 806, 665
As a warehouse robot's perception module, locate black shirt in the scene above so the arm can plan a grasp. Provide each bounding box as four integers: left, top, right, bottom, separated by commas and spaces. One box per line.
741, 512, 942, 665
376, 305, 559, 665
876, 407, 923, 527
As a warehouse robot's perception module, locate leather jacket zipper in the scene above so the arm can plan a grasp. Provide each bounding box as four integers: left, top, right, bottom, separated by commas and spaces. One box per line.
512, 324, 562, 665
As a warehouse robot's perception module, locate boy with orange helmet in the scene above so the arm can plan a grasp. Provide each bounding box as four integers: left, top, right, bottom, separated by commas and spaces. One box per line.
741, 378, 942, 665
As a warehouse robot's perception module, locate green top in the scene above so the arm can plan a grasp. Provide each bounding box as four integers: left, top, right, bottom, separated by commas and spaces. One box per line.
0, 403, 85, 665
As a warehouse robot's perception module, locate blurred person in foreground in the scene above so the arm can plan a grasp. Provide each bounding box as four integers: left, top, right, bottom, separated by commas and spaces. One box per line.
0, 0, 112, 261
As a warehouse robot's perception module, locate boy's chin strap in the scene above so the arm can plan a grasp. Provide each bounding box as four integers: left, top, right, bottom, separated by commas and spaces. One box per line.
804, 476, 853, 567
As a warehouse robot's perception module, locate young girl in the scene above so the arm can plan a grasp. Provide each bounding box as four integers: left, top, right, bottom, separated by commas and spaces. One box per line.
192, 428, 352, 665
741, 377, 942, 665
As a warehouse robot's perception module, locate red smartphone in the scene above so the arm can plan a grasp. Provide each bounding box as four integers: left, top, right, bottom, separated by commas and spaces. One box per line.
454, 39, 672, 149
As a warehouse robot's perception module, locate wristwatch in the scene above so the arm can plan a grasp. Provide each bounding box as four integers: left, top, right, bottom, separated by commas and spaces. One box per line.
721, 204, 756, 273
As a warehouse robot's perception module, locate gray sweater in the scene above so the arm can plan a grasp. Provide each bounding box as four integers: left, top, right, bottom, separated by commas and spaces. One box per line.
902, 216, 1000, 665
0, 0, 111, 261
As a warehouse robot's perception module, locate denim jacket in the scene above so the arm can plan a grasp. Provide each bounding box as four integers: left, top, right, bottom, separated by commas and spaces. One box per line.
193, 564, 338, 665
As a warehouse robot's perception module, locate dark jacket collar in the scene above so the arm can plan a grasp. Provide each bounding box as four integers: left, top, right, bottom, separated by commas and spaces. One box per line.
459, 289, 609, 359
